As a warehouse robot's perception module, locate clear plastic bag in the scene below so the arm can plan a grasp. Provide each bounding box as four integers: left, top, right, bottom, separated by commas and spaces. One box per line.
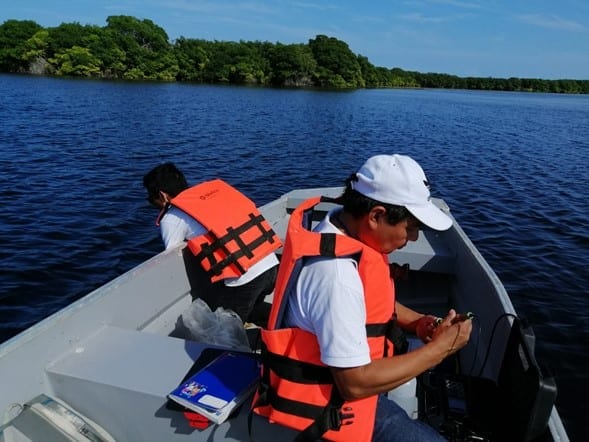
179, 298, 250, 351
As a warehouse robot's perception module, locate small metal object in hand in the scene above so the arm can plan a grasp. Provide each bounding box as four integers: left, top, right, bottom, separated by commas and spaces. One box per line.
434, 312, 474, 327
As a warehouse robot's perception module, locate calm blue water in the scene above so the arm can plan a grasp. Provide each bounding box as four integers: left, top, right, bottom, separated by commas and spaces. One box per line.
1, 74, 588, 439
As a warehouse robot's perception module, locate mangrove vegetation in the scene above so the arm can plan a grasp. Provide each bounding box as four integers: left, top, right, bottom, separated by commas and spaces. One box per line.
1, 16, 587, 93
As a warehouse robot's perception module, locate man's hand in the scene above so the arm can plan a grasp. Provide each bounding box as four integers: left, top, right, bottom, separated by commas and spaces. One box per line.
430, 309, 473, 358
415, 315, 439, 343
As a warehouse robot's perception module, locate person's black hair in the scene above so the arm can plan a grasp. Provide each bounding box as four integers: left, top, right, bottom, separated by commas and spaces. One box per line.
337, 173, 411, 225
143, 162, 189, 200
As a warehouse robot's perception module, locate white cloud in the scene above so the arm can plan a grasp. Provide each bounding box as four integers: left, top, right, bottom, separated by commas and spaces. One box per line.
428, 0, 482, 10
516, 14, 586, 32
289, 2, 337, 12
405, 0, 482, 10
399, 12, 472, 24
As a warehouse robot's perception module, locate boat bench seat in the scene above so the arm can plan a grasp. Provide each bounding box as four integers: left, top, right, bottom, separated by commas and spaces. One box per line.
45, 325, 298, 441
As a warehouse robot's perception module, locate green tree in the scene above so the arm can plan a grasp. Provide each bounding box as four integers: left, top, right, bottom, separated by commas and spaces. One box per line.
21, 29, 50, 73
199, 40, 259, 84
228, 41, 268, 84
357, 55, 380, 87
84, 29, 126, 78
200, 40, 233, 82
50, 46, 101, 76
389, 67, 418, 88
22, 30, 49, 60
308, 35, 364, 88
141, 50, 179, 81
45, 22, 94, 58
105, 15, 177, 80
0, 19, 42, 72
266, 43, 316, 86
174, 37, 209, 81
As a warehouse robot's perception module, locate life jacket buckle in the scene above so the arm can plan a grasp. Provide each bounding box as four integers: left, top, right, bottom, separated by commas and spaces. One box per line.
330, 406, 354, 430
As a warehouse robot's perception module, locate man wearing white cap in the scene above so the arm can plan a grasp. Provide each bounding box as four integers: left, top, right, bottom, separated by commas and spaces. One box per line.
255, 154, 472, 441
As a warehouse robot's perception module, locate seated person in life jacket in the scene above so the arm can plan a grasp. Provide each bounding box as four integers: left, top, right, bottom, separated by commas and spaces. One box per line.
253, 154, 472, 442
143, 162, 280, 327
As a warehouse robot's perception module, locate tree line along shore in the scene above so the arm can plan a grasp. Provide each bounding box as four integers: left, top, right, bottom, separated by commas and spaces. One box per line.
1, 16, 587, 94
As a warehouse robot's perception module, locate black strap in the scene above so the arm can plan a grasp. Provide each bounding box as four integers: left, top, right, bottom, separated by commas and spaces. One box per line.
248, 356, 273, 442
194, 213, 278, 276
254, 382, 349, 442
319, 233, 337, 257
268, 387, 328, 421
386, 314, 409, 355
252, 323, 389, 439
255, 344, 354, 441
262, 345, 333, 385
294, 388, 350, 441
365, 321, 392, 337
319, 196, 339, 204
248, 384, 347, 442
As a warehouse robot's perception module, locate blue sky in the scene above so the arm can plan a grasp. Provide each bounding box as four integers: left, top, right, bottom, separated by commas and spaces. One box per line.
2, 1, 588, 80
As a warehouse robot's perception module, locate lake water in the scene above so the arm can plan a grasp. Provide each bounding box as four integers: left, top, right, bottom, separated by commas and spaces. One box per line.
0, 74, 587, 439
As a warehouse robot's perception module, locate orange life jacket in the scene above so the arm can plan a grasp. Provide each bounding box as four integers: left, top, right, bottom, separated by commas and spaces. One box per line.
253, 196, 397, 442
171, 179, 281, 282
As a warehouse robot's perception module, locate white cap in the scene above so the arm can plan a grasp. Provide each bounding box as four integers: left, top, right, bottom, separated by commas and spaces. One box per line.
351, 154, 452, 231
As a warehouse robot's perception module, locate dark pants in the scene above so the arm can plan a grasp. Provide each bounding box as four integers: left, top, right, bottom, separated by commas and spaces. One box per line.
183, 248, 277, 327
199, 265, 277, 327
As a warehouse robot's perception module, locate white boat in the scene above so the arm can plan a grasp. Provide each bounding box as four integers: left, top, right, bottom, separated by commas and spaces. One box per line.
0, 187, 569, 441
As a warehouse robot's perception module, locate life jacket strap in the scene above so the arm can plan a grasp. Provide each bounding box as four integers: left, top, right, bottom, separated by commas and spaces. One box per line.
261, 344, 334, 384
255, 344, 353, 440
365, 320, 394, 337
384, 314, 408, 355
194, 213, 278, 277
293, 388, 350, 442
319, 232, 337, 257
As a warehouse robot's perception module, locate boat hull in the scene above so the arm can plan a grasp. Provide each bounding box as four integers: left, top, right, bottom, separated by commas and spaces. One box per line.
0, 188, 568, 441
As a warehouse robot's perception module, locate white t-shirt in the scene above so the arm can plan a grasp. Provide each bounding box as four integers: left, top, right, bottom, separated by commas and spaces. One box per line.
284, 209, 371, 368
160, 206, 279, 286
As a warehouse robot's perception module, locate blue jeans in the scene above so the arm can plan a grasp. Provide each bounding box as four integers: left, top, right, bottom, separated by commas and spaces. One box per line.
372, 395, 446, 441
